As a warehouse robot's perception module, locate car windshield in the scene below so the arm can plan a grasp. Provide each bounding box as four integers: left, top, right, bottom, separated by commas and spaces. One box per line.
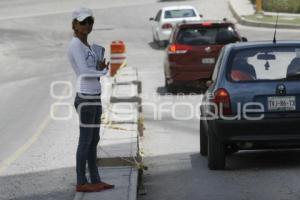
176, 26, 238, 45
164, 9, 196, 19
228, 46, 300, 82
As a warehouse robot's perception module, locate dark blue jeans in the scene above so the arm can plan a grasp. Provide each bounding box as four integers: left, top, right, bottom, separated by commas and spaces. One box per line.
74, 93, 102, 185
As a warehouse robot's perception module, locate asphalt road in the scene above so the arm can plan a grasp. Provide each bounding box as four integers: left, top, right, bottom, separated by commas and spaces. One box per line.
0, 0, 300, 200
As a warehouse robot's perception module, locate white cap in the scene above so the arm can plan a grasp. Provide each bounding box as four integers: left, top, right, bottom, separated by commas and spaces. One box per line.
72, 7, 93, 22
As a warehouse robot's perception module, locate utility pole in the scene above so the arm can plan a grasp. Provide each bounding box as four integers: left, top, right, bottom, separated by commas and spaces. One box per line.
256, 0, 263, 13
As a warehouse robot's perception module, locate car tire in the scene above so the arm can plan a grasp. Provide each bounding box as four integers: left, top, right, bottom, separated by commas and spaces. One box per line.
158, 40, 164, 47
208, 126, 226, 170
165, 78, 175, 93
166, 84, 177, 93
163, 40, 169, 47
200, 119, 208, 156
153, 34, 157, 44
226, 144, 239, 155
158, 40, 168, 48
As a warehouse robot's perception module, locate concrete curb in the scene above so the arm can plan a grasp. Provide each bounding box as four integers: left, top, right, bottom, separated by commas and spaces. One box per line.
110, 69, 142, 104
113, 81, 142, 94
74, 192, 84, 200
110, 96, 142, 104
77, 167, 138, 200
229, 0, 300, 29
128, 168, 138, 200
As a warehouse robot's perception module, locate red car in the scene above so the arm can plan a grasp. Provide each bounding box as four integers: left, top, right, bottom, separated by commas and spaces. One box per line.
164, 19, 247, 92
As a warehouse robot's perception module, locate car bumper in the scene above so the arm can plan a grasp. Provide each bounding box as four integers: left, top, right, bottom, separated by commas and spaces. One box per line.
169, 65, 214, 83
158, 29, 171, 41
209, 118, 300, 143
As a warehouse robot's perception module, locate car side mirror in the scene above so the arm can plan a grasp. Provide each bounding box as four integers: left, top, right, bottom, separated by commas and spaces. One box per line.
199, 14, 203, 18
206, 80, 213, 88
149, 17, 154, 21
242, 37, 248, 42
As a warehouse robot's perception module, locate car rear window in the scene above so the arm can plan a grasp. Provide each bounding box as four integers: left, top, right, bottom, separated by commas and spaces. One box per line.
176, 26, 238, 45
164, 9, 196, 19
228, 46, 300, 82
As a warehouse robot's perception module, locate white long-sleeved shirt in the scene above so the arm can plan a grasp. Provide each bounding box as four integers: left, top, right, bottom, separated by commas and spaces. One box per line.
68, 37, 108, 94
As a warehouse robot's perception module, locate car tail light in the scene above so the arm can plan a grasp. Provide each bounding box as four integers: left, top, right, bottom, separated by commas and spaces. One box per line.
162, 23, 172, 29
168, 44, 191, 54
214, 88, 232, 115
201, 21, 212, 27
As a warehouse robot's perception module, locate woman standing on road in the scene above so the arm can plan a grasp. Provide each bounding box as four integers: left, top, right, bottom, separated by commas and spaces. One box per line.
67, 7, 114, 193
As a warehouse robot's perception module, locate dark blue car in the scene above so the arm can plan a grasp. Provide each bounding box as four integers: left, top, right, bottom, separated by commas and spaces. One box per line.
200, 41, 300, 170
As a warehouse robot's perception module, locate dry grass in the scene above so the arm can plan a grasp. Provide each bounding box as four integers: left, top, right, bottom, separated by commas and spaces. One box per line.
250, 0, 300, 13
244, 14, 300, 25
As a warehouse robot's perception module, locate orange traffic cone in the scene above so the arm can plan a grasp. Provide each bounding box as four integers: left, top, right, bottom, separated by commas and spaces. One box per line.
110, 41, 126, 76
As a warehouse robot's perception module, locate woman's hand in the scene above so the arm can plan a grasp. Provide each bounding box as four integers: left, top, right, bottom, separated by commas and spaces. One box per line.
98, 58, 110, 70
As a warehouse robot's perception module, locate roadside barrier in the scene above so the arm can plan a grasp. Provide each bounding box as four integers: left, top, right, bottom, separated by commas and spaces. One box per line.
94, 43, 144, 200
110, 40, 126, 76
100, 64, 145, 195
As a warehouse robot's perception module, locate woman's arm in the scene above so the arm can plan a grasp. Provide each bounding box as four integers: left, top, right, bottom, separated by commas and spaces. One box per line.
70, 41, 108, 77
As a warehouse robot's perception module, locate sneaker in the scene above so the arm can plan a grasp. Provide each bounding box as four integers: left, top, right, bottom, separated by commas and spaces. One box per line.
97, 182, 114, 190
76, 183, 105, 192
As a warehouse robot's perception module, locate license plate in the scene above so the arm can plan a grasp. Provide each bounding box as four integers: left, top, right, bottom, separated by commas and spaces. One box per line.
202, 58, 215, 64
267, 96, 296, 111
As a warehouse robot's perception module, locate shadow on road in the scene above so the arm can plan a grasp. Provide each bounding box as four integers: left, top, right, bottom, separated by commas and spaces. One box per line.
226, 149, 300, 170
156, 86, 168, 95
148, 42, 166, 51
140, 150, 300, 199
193, 149, 300, 171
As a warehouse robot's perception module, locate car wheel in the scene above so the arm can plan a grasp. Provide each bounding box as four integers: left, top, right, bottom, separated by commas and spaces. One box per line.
165, 82, 177, 93
208, 126, 226, 170
152, 34, 157, 44
163, 40, 169, 47
158, 40, 168, 48
200, 119, 208, 156
226, 144, 239, 155
165, 78, 172, 92
158, 40, 164, 47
